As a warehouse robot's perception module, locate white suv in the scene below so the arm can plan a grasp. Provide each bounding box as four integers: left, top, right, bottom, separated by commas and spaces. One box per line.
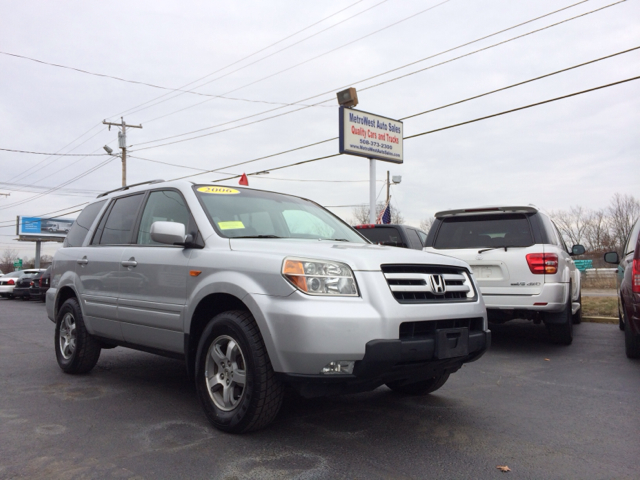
424, 206, 585, 345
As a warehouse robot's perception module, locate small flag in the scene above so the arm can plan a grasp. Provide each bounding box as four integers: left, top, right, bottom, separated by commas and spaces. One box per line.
239, 173, 249, 186
376, 200, 391, 224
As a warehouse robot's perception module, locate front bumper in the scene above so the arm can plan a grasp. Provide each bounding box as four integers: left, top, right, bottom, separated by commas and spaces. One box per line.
250, 270, 488, 375
279, 330, 491, 397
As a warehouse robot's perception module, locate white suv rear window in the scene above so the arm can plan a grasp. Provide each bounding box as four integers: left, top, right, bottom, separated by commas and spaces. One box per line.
434, 214, 534, 249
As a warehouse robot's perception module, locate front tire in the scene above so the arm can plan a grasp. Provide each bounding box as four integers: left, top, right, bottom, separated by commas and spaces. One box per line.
55, 298, 101, 373
195, 310, 283, 433
386, 372, 450, 395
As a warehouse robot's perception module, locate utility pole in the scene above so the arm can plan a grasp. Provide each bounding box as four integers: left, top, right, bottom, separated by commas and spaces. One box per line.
102, 117, 142, 187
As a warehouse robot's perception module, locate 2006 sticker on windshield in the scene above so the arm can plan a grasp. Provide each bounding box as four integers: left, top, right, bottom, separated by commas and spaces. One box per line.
197, 186, 240, 195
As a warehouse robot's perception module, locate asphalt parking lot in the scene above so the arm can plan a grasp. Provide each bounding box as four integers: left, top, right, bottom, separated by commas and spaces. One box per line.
1, 298, 638, 480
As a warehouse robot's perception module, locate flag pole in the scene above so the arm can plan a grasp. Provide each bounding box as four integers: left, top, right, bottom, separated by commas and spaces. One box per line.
369, 158, 376, 224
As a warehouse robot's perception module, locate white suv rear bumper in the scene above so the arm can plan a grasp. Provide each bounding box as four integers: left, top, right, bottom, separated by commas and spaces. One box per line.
481, 282, 569, 312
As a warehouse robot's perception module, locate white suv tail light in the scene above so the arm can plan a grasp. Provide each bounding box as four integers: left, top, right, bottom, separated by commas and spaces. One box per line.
525, 253, 558, 274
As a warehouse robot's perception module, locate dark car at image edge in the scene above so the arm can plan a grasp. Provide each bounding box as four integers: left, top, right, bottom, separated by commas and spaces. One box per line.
604, 217, 640, 358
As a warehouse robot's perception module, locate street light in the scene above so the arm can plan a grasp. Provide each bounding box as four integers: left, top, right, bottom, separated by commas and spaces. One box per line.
336, 87, 358, 108
103, 145, 114, 155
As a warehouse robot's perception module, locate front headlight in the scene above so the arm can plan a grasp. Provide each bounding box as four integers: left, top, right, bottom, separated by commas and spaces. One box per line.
282, 257, 359, 296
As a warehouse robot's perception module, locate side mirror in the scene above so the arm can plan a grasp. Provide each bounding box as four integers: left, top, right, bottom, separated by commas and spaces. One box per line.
603, 251, 619, 265
571, 245, 585, 256
150, 221, 186, 246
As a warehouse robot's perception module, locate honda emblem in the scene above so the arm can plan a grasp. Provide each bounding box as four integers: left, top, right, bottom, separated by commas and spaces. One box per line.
429, 275, 446, 294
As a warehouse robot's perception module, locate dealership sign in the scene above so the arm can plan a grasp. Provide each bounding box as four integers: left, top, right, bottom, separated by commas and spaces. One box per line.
339, 107, 403, 164
17, 216, 74, 238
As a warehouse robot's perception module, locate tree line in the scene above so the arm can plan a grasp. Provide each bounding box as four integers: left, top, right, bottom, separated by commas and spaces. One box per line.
550, 193, 639, 256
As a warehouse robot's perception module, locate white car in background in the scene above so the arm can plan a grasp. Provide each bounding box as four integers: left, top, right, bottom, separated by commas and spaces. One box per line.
424, 206, 585, 345
0, 269, 47, 299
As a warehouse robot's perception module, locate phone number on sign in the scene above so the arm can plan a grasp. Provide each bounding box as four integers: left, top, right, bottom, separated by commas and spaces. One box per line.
359, 139, 394, 149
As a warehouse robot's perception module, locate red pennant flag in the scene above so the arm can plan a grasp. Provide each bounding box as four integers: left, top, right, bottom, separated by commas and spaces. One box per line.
239, 173, 249, 186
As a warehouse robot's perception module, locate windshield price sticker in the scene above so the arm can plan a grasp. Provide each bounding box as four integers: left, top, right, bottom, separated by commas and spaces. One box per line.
339, 107, 403, 164
197, 186, 240, 195
218, 221, 245, 230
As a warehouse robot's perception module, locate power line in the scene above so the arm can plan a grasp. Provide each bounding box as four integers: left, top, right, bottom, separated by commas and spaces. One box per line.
399, 45, 640, 121
207, 74, 640, 184
249, 176, 380, 183
403, 74, 640, 140
130, 0, 608, 151
169, 138, 338, 182
5, 125, 106, 185
0, 2, 626, 211
0, 148, 107, 156
358, 0, 626, 94
149, 44, 638, 184
0, 50, 334, 109
135, 0, 440, 125
0, 1, 371, 202
0, 156, 118, 211
106, 0, 371, 120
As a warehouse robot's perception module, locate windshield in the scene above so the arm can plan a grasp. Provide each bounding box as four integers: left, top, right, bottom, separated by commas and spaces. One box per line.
194, 185, 367, 243
434, 213, 534, 249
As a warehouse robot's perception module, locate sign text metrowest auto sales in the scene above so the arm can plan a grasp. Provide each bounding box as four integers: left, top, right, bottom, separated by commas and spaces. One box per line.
339, 107, 403, 164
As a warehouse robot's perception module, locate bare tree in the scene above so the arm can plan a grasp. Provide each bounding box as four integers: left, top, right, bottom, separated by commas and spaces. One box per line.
583, 209, 615, 252
419, 217, 434, 233
550, 206, 589, 247
607, 193, 640, 251
351, 203, 404, 225
0, 248, 19, 273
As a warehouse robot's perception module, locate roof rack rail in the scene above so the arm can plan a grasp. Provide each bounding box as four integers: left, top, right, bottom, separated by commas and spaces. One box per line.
97, 179, 165, 198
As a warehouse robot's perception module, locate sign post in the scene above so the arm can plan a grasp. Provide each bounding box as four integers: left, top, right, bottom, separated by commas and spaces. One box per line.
338, 107, 403, 223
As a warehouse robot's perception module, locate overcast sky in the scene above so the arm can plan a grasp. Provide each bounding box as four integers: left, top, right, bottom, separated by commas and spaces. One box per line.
1, 0, 639, 258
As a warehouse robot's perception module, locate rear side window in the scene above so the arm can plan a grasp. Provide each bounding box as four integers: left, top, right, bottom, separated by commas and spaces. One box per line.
93, 194, 145, 245
64, 200, 107, 247
358, 227, 407, 248
434, 214, 534, 249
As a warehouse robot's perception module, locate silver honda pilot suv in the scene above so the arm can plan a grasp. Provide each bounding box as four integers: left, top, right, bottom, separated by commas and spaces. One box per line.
47, 180, 490, 433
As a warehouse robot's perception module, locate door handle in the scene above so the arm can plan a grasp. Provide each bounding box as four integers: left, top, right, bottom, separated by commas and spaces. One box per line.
121, 258, 138, 268
77, 257, 89, 266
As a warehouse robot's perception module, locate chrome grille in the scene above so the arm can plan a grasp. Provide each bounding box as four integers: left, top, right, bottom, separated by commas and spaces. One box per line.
381, 264, 477, 304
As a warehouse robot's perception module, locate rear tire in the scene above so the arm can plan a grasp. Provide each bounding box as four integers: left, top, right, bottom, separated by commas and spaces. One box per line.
546, 288, 573, 345
55, 298, 101, 374
623, 307, 640, 359
618, 297, 625, 331
386, 372, 450, 395
195, 310, 283, 433
572, 290, 582, 324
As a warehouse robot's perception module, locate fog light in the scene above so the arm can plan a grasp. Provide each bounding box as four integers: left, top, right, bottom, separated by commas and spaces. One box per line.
321, 361, 354, 375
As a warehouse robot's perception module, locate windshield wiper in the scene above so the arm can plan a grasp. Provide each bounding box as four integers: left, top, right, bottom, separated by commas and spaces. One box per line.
478, 246, 508, 253
325, 238, 350, 242
234, 235, 281, 239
